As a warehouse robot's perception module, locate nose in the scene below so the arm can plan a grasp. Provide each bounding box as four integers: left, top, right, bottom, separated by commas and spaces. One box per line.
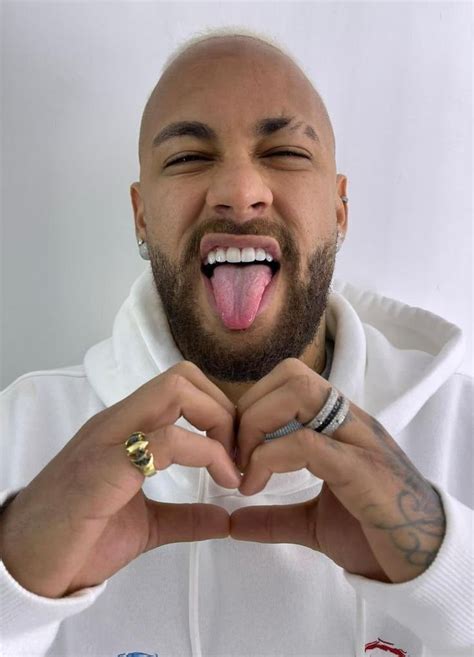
205, 158, 274, 224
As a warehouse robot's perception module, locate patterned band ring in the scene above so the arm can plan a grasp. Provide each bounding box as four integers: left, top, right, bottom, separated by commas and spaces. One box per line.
124, 431, 157, 477
314, 395, 343, 433
304, 387, 340, 432
319, 395, 350, 436
264, 386, 350, 441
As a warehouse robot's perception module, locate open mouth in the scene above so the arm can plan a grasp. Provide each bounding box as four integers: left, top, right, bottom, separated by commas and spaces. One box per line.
201, 256, 280, 279
199, 237, 282, 330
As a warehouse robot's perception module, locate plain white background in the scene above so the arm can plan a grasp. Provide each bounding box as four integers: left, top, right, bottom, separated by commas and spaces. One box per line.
1, 0, 472, 389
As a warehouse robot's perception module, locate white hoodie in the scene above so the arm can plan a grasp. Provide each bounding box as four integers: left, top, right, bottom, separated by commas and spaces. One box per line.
1, 268, 473, 657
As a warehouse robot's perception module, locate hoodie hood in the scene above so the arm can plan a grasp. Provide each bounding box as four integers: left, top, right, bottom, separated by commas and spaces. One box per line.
84, 267, 464, 497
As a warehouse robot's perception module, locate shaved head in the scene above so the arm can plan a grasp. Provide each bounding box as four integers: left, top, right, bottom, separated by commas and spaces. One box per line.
130, 32, 348, 390
138, 35, 335, 167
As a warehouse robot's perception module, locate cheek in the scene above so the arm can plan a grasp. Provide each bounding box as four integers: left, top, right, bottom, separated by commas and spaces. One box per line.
145, 186, 203, 251
297, 195, 336, 244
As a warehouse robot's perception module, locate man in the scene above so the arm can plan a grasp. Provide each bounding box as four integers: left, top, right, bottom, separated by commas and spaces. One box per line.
0, 30, 472, 657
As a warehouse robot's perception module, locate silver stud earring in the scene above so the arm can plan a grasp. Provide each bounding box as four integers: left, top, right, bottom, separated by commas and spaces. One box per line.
138, 238, 150, 261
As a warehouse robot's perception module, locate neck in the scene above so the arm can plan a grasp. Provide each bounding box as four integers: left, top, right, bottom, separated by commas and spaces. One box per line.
209, 316, 327, 406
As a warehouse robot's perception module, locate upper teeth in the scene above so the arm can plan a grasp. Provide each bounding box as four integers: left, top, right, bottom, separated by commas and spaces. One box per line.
205, 247, 274, 265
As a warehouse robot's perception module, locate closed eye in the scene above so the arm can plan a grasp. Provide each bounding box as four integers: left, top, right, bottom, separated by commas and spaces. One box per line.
165, 151, 309, 167
270, 151, 309, 159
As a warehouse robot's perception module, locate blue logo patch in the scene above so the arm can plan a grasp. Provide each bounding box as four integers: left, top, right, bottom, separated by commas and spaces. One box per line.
117, 653, 158, 657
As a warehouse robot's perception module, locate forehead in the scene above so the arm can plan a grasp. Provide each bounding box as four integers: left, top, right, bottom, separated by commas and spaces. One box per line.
145, 42, 323, 145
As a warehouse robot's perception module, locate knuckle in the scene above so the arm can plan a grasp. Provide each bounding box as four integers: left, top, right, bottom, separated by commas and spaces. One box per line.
151, 372, 194, 427
171, 360, 200, 376
295, 428, 318, 453
277, 357, 303, 375
164, 372, 190, 392
290, 373, 313, 395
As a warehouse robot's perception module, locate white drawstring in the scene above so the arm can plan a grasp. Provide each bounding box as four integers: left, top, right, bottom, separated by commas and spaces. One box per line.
188, 468, 208, 657
355, 591, 366, 657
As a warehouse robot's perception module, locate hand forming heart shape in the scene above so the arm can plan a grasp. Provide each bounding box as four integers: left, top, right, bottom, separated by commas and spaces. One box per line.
229, 357, 446, 584
0, 358, 445, 600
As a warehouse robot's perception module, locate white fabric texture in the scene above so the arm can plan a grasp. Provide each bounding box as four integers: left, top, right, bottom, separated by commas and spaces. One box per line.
1, 267, 473, 657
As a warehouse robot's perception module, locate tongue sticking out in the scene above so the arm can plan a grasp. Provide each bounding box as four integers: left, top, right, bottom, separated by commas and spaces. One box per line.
210, 264, 273, 329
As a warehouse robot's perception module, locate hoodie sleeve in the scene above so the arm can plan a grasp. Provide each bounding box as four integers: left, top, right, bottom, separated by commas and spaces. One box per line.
0, 372, 110, 654
0, 489, 107, 657
0, 550, 106, 657
344, 484, 474, 654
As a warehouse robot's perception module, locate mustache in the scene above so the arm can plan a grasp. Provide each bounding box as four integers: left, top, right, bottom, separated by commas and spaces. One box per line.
183, 217, 299, 264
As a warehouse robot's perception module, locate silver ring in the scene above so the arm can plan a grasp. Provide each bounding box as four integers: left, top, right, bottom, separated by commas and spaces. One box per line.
318, 395, 350, 436
304, 388, 339, 431
264, 387, 350, 441
264, 418, 304, 441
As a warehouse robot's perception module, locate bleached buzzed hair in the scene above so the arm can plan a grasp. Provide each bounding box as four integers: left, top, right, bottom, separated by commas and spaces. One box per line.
160, 25, 304, 77
138, 26, 335, 163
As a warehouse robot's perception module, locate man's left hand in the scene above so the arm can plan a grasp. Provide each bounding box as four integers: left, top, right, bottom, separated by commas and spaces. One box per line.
230, 358, 446, 583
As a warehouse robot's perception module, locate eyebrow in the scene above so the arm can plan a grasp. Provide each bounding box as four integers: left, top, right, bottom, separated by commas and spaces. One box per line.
151, 116, 320, 149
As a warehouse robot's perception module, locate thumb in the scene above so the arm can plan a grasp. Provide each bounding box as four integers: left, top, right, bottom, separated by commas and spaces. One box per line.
230, 500, 318, 550
145, 500, 230, 549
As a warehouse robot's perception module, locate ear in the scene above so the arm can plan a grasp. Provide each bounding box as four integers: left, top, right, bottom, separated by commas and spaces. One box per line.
130, 182, 146, 240
335, 174, 348, 238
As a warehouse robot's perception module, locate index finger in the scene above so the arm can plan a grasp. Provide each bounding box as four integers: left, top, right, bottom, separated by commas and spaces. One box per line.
169, 361, 236, 418
85, 361, 236, 454
236, 358, 323, 418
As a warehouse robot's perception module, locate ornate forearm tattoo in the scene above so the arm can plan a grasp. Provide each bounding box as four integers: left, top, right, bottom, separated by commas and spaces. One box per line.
364, 417, 446, 571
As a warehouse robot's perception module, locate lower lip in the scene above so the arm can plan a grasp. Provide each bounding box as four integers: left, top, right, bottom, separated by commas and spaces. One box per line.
202, 269, 281, 329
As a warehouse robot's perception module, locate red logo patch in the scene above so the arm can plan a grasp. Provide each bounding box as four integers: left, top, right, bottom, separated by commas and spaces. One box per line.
365, 638, 408, 656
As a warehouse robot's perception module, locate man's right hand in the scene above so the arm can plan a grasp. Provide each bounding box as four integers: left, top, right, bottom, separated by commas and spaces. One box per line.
0, 362, 241, 598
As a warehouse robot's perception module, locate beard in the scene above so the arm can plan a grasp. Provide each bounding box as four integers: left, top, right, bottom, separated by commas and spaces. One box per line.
149, 219, 337, 383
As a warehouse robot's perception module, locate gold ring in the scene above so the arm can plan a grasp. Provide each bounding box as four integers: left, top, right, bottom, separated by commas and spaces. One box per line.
125, 431, 157, 477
